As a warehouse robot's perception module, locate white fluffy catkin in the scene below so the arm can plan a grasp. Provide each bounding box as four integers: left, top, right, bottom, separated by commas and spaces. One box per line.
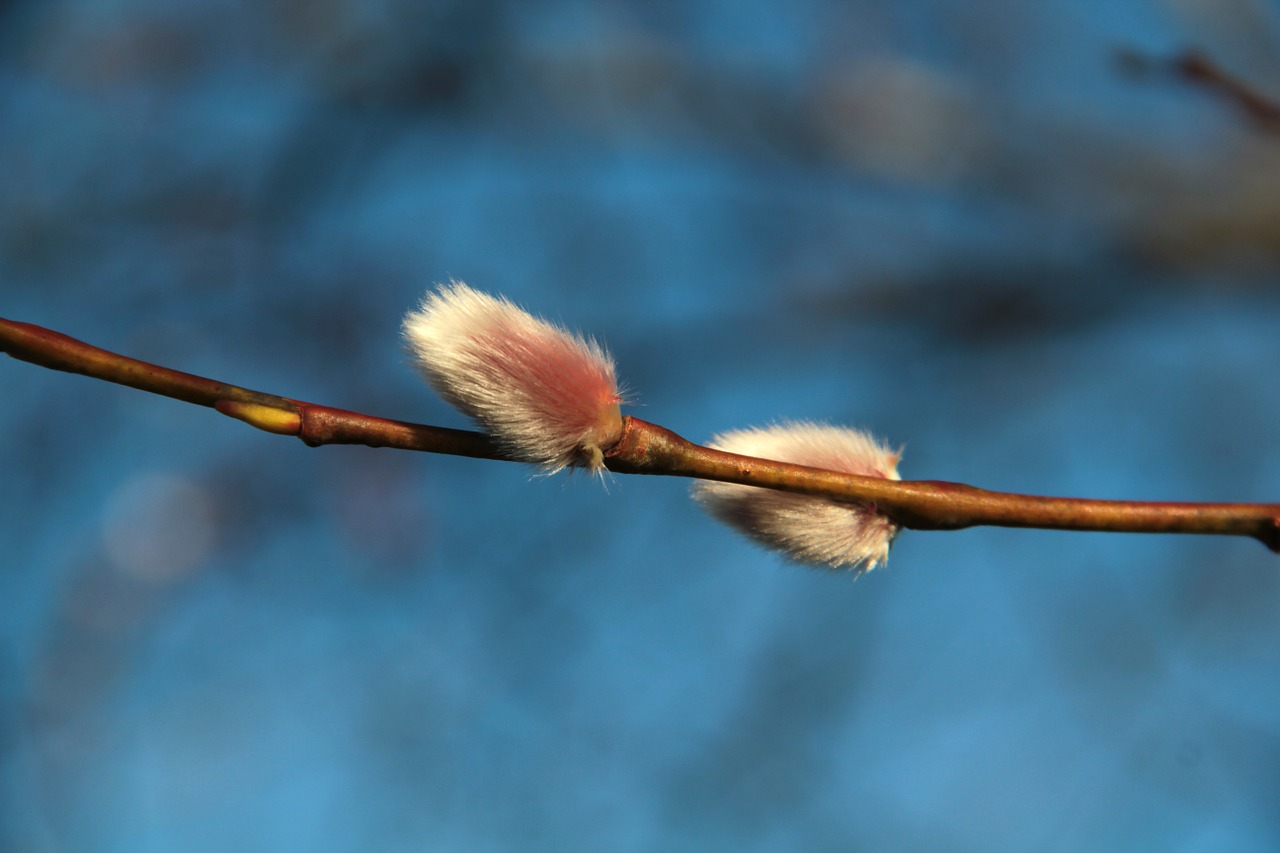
692, 422, 902, 571
402, 282, 623, 473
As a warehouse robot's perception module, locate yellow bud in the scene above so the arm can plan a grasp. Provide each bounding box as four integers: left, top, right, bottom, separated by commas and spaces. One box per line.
215, 400, 301, 436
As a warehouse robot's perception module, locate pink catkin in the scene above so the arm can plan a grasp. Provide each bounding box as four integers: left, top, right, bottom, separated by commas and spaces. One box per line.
403, 282, 623, 473
692, 422, 902, 571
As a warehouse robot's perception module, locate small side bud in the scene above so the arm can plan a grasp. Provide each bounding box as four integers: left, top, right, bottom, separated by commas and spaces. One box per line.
402, 281, 624, 474
215, 400, 302, 436
692, 422, 902, 571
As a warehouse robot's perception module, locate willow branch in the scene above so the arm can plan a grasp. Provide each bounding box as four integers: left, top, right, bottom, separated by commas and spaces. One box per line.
0, 317, 504, 459
1118, 48, 1280, 134
3, 317, 1277, 552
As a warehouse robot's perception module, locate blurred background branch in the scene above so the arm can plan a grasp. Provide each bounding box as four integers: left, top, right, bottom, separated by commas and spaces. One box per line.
1119, 47, 1280, 133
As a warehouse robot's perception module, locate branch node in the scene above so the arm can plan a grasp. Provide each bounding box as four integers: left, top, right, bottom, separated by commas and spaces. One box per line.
1264, 518, 1280, 554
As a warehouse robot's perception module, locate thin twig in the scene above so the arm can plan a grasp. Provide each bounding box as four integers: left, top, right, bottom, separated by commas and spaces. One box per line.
0, 318, 504, 458
1118, 47, 1280, 134
3, 317, 1278, 552
606, 419, 1280, 548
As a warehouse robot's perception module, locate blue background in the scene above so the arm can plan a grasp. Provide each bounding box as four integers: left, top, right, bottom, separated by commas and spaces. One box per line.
3, 1, 1280, 850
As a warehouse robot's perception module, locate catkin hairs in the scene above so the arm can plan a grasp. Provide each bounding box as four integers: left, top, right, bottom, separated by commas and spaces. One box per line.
403, 282, 624, 473
693, 422, 901, 570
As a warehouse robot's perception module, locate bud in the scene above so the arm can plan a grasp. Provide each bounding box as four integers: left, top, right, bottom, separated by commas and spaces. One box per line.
692, 422, 902, 571
402, 282, 624, 473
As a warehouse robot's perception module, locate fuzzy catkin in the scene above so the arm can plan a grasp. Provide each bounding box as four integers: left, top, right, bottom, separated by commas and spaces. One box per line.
693, 422, 901, 570
402, 282, 624, 473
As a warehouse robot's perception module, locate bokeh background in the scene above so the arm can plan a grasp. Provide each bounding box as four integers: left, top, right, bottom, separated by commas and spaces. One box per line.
3, 1, 1280, 850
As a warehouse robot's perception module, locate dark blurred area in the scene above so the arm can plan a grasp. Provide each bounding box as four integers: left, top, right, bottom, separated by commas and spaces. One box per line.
2, 1, 1280, 850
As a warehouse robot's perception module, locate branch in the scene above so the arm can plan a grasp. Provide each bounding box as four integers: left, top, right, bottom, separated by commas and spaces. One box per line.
0, 317, 504, 458
1118, 47, 1280, 134
3, 317, 1278, 552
